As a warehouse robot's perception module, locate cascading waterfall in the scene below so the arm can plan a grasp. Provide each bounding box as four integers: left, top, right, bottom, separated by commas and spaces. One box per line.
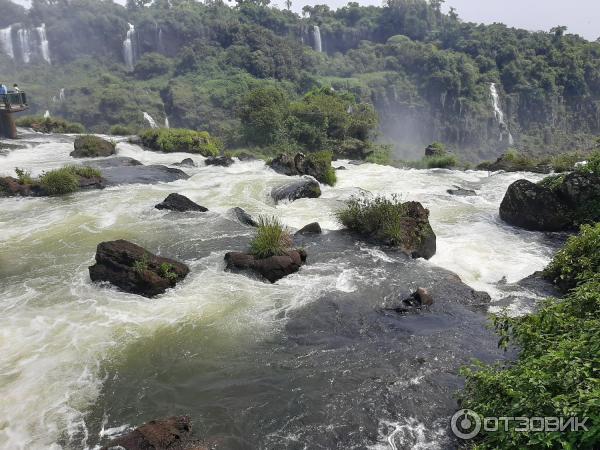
0, 25, 14, 60
123, 23, 136, 70
164, 117, 170, 128
312, 25, 322, 53
490, 83, 514, 146
143, 112, 158, 128
17, 28, 32, 64
59, 88, 65, 102
43, 110, 50, 118
36, 23, 51, 64
157, 28, 164, 53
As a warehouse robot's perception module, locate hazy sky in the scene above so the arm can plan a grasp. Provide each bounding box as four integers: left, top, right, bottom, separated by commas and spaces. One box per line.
11, 0, 600, 41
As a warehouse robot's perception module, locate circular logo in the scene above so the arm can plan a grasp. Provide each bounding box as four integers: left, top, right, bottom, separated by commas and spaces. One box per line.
451, 409, 481, 440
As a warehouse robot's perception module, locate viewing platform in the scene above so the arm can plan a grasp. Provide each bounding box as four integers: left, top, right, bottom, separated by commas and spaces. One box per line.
0, 92, 28, 139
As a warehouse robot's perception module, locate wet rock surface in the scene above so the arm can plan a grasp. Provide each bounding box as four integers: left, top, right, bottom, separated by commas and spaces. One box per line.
271, 176, 321, 203
205, 156, 234, 167
86, 157, 189, 186
225, 249, 307, 283
176, 158, 197, 167
71, 135, 116, 158
268, 153, 332, 184
231, 207, 257, 227
295, 222, 322, 235
155, 193, 208, 212
89, 240, 189, 297
447, 186, 476, 196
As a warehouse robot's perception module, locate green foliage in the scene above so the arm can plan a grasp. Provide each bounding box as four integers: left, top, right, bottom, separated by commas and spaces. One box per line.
462, 224, 600, 449
134, 53, 172, 80
425, 142, 446, 157
306, 150, 337, 186
73, 135, 115, 157
139, 128, 223, 156
424, 154, 458, 168
544, 223, 600, 292
537, 173, 565, 191
159, 262, 178, 281
577, 150, 600, 176
110, 125, 136, 136
249, 216, 293, 259
38, 165, 101, 196
15, 116, 85, 134
550, 151, 585, 173
336, 193, 412, 246
14, 168, 33, 185
133, 254, 149, 274
365, 144, 392, 165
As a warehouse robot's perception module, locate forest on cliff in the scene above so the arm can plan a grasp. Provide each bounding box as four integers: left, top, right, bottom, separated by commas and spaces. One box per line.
1, 0, 600, 161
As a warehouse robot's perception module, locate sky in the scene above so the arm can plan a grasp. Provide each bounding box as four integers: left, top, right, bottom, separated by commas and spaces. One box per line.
11, 0, 600, 41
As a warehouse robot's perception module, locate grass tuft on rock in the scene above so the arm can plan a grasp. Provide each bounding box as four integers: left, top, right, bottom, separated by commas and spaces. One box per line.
306, 151, 337, 186
249, 216, 293, 259
140, 128, 223, 157
39, 165, 101, 196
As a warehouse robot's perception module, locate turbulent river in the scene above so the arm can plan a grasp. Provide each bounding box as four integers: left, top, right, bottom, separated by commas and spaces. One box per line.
0, 134, 560, 449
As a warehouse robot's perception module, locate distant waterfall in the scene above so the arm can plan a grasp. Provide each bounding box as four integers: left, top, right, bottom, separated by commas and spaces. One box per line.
490, 83, 514, 145
312, 25, 322, 53
17, 28, 32, 64
44, 110, 50, 118
157, 28, 165, 53
0, 26, 14, 60
164, 117, 170, 128
123, 23, 137, 70
59, 88, 65, 101
143, 112, 158, 128
36, 24, 51, 64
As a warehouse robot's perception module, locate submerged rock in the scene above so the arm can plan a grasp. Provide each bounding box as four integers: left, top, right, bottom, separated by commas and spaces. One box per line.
447, 186, 476, 196
101, 416, 203, 450
89, 240, 189, 297
205, 155, 234, 167
71, 135, 116, 158
225, 249, 307, 283
177, 158, 196, 167
232, 207, 258, 227
271, 176, 321, 203
155, 193, 207, 212
85, 157, 189, 186
296, 222, 322, 235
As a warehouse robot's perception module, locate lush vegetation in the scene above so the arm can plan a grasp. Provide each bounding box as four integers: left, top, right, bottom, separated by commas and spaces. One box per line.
16, 116, 85, 134
305, 151, 337, 186
139, 128, 222, 156
39, 165, 100, 195
3, 0, 600, 160
249, 216, 293, 259
478, 148, 590, 173
461, 224, 600, 449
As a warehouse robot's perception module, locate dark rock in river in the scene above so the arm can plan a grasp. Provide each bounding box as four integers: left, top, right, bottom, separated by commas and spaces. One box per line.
85, 157, 189, 186
296, 222, 322, 235
268, 153, 333, 184
447, 186, 476, 196
89, 240, 189, 297
271, 176, 321, 203
177, 158, 196, 167
0, 176, 37, 196
232, 207, 258, 227
499, 179, 572, 231
155, 193, 207, 212
225, 249, 307, 283
205, 155, 234, 167
71, 135, 116, 158
101, 416, 202, 450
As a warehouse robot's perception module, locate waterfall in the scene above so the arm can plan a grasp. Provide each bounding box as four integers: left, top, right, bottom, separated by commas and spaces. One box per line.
490, 83, 514, 145
36, 23, 51, 64
0, 26, 14, 60
17, 28, 32, 64
123, 23, 136, 70
312, 25, 322, 53
157, 28, 164, 53
164, 117, 170, 128
44, 110, 50, 118
59, 88, 65, 102
143, 112, 158, 128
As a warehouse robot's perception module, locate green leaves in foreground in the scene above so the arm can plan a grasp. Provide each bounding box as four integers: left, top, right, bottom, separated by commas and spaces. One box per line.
460, 224, 600, 449
249, 216, 293, 259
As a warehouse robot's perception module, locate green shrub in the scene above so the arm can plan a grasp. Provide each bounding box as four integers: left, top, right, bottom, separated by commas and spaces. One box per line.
365, 144, 392, 165
133, 254, 149, 274
544, 223, 600, 292
14, 167, 33, 185
16, 116, 85, 134
38, 165, 101, 196
336, 193, 415, 246
249, 216, 293, 259
139, 128, 222, 156
306, 150, 337, 186
537, 173, 565, 191
425, 141, 446, 157
550, 151, 585, 172
109, 124, 135, 136
159, 262, 178, 280
424, 154, 458, 168
577, 150, 600, 176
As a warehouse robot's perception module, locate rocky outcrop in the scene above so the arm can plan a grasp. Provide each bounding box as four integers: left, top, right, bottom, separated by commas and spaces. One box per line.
225, 249, 307, 283
232, 207, 258, 227
271, 176, 321, 203
295, 222, 322, 235
177, 158, 196, 167
101, 416, 205, 450
499, 171, 600, 231
155, 193, 207, 212
89, 240, 189, 297
70, 135, 116, 158
0, 172, 104, 197
268, 152, 333, 185
85, 157, 189, 186
205, 155, 234, 167
477, 153, 551, 173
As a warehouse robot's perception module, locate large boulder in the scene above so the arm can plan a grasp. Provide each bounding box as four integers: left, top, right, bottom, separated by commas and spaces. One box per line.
559, 172, 600, 210
268, 152, 334, 185
85, 157, 189, 186
89, 240, 189, 297
402, 201, 437, 259
271, 176, 321, 203
101, 416, 204, 450
225, 249, 307, 283
155, 193, 207, 212
295, 222, 322, 235
499, 179, 573, 231
71, 135, 116, 158
205, 155, 234, 167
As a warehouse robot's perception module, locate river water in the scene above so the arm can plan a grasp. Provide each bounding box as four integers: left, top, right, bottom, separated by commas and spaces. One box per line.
0, 135, 558, 449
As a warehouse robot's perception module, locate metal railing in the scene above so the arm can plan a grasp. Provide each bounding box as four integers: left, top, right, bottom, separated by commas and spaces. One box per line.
0, 92, 28, 108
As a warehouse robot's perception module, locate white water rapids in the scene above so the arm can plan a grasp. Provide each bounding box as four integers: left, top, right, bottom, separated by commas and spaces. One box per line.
0, 136, 556, 449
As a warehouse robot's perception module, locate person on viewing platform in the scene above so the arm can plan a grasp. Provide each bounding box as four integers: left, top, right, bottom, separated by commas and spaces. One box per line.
0, 84, 7, 95
12, 84, 20, 93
